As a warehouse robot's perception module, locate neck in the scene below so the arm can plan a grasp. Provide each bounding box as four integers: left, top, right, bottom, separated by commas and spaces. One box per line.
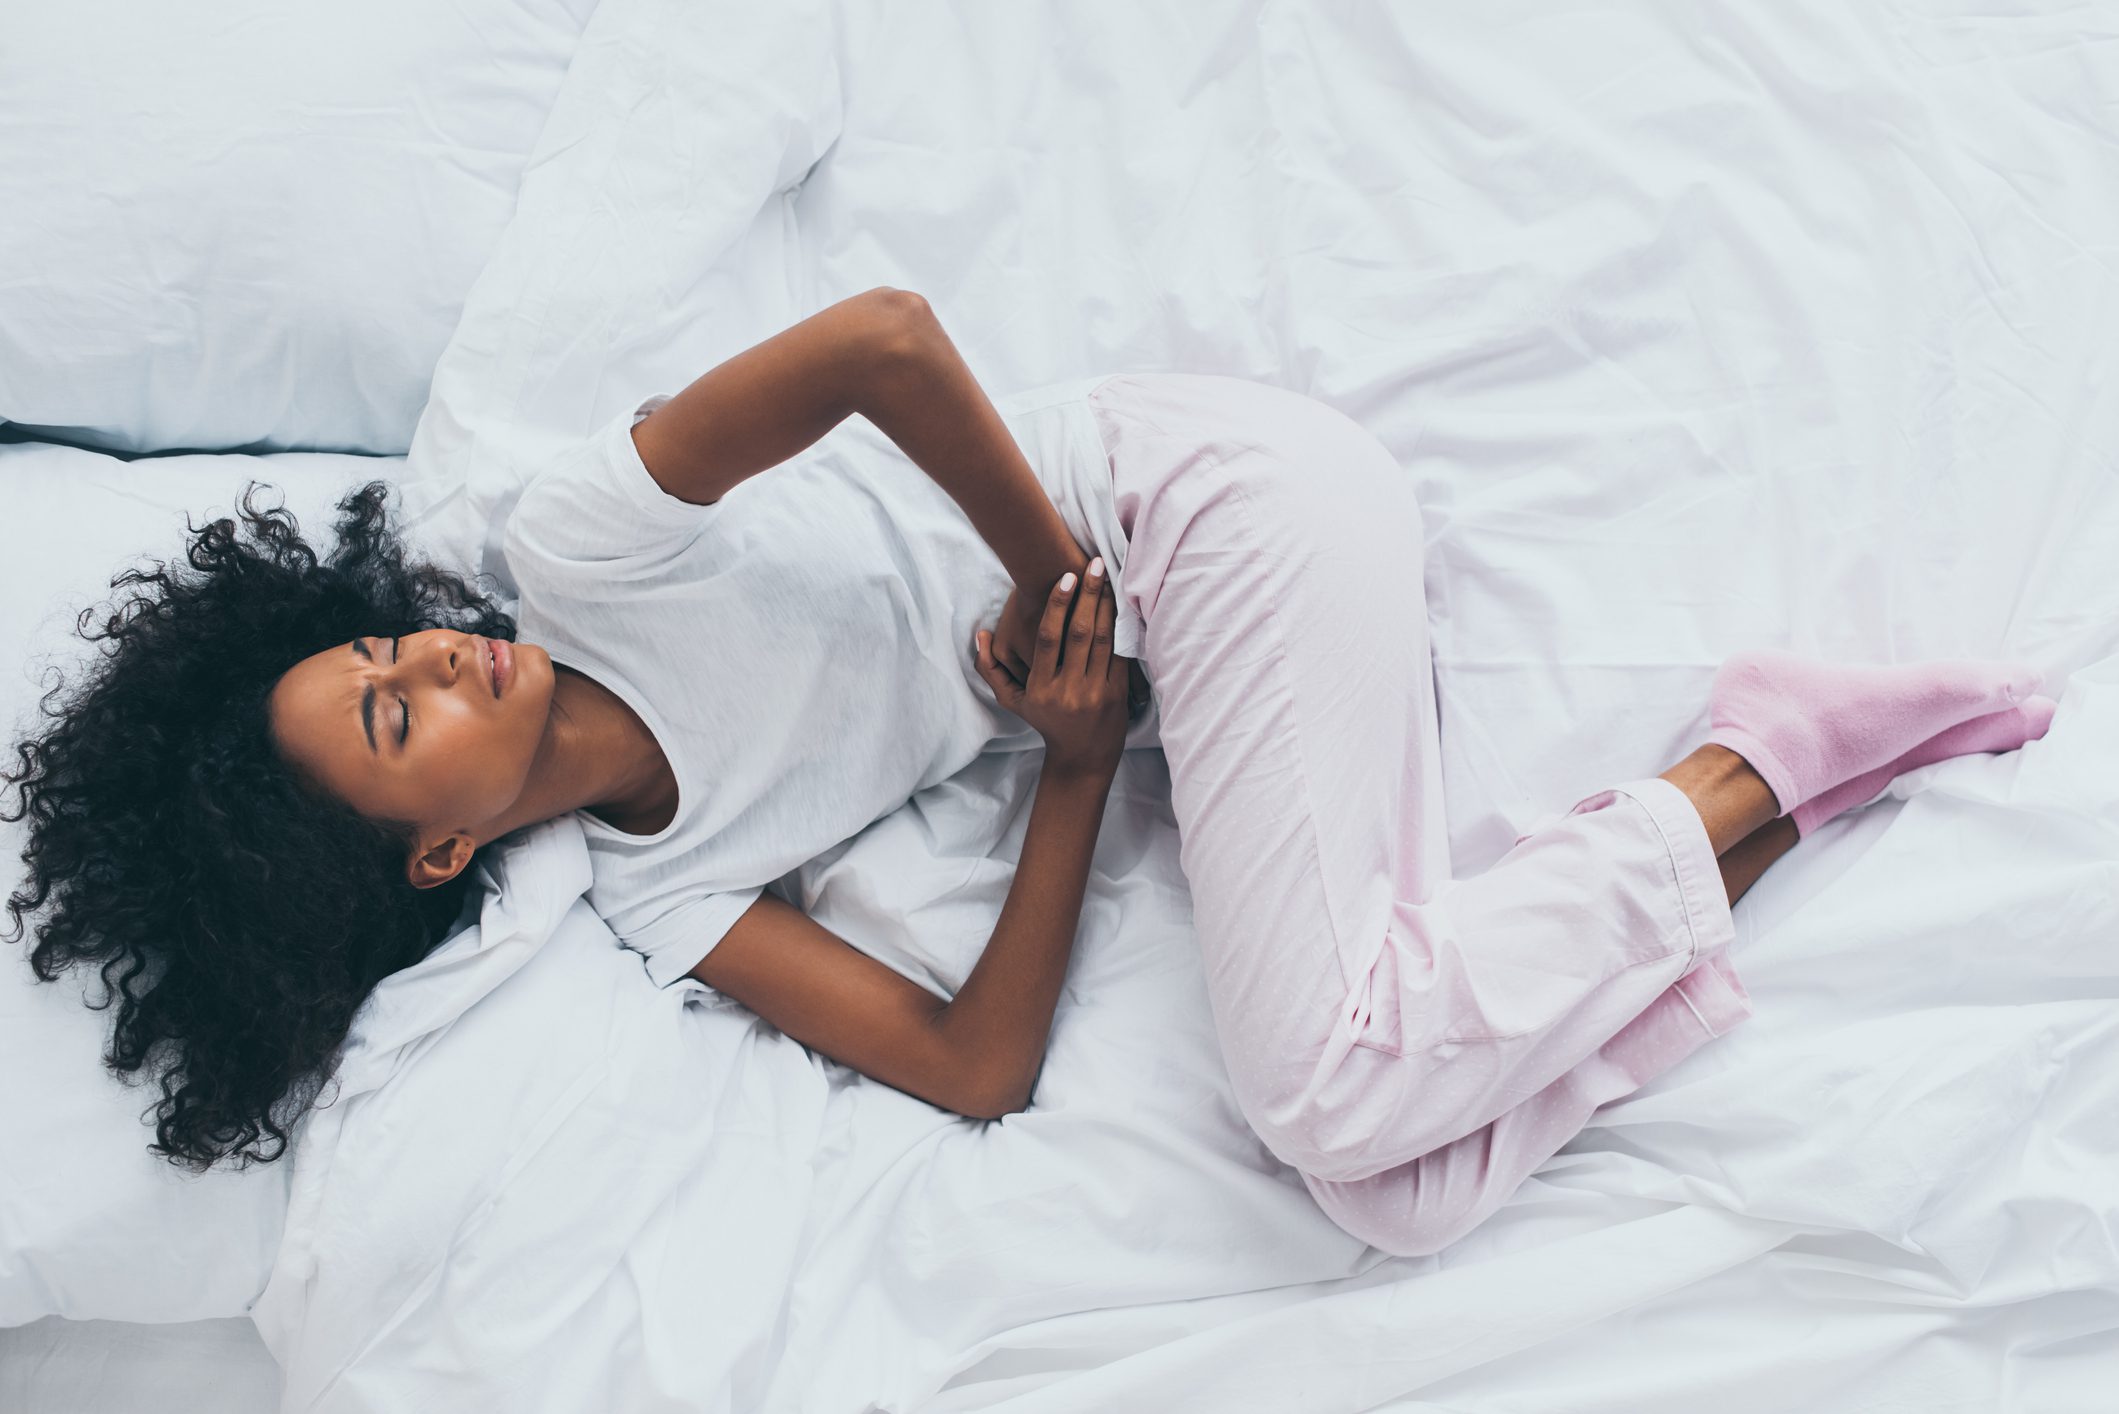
472, 665, 667, 844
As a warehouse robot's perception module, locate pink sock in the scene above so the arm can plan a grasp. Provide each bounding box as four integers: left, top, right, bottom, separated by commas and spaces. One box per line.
1704, 648, 2043, 817
1789, 695, 2057, 837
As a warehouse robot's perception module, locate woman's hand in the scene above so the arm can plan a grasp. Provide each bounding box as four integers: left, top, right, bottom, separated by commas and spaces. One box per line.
989, 574, 1151, 721
974, 558, 1130, 780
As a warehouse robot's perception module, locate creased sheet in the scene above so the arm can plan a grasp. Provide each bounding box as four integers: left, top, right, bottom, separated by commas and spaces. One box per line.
265, 1, 2119, 1409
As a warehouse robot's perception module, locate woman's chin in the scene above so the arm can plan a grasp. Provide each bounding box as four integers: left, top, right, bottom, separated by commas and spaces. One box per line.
520, 640, 558, 701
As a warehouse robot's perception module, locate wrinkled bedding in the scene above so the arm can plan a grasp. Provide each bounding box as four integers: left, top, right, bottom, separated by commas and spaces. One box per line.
24, 0, 2119, 1409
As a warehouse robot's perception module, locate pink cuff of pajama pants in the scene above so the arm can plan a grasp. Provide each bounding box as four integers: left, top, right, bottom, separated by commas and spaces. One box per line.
1524, 776, 1755, 1039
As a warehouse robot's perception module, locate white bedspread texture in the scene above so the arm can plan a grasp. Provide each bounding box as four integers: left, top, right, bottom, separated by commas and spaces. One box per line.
15, 0, 2119, 1409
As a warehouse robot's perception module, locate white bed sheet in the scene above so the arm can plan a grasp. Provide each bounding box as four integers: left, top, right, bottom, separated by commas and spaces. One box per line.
14, 0, 2119, 1408
0, 1316, 277, 1414
280, 0, 2119, 1407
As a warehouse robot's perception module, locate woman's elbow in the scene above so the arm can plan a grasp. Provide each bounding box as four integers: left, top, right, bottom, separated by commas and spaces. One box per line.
865, 287, 942, 365
959, 1079, 1029, 1122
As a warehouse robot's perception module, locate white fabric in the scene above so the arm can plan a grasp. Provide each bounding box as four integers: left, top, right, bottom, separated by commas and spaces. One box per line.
394, 0, 841, 585
0, 443, 390, 1327
247, 0, 2119, 1408
0, 1316, 277, 1414
500, 379, 1145, 988
9, 0, 2119, 1408
0, 0, 598, 456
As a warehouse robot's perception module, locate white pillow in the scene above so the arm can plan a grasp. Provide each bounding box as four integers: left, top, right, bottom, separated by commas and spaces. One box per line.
402, 0, 840, 588
0, 0, 599, 457
0, 442, 388, 1324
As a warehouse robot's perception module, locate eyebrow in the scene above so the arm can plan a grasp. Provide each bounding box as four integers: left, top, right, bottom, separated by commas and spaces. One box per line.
351, 640, 377, 755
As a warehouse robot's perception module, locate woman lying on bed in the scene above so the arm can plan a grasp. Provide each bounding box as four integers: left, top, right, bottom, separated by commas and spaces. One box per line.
3, 288, 2056, 1257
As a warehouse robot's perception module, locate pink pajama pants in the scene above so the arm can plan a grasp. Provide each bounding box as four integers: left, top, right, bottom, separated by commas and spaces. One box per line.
1084, 373, 1754, 1258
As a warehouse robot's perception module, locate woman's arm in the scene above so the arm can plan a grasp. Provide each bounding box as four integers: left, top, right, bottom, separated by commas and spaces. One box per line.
857, 292, 1088, 595
930, 756, 1113, 1114
630, 287, 1087, 596
628, 286, 899, 506
690, 572, 1129, 1119
693, 752, 1111, 1120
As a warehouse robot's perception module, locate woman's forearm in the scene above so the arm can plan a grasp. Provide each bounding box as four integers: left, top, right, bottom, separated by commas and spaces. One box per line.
931, 760, 1114, 1116
857, 292, 1088, 594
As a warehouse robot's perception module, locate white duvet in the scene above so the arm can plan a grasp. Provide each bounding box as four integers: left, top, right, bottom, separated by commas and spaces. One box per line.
252, 1, 2119, 1408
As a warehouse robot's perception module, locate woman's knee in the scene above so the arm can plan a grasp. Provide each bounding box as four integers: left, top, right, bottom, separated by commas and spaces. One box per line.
1300, 1164, 1499, 1259
1238, 1038, 1481, 1185
1249, 1090, 1450, 1187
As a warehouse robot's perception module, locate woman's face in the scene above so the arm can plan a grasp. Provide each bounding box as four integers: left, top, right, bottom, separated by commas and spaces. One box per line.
268, 629, 556, 866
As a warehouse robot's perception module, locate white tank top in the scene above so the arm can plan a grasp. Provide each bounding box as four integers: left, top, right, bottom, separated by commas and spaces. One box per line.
500, 374, 1150, 989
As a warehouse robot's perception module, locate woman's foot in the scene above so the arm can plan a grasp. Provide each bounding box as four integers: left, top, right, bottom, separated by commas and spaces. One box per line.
1702, 648, 2041, 819
1788, 695, 2057, 837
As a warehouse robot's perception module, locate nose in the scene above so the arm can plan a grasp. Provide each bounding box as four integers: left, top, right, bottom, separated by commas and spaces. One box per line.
424, 633, 465, 687
383, 631, 464, 690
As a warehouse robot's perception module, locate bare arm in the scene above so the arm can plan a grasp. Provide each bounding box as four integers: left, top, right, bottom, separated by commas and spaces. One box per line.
627, 286, 897, 507
629, 286, 1086, 594
855, 292, 1089, 595
690, 757, 1111, 1120
930, 758, 1112, 1113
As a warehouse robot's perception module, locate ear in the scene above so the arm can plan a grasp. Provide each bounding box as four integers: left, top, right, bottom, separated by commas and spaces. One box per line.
406, 832, 476, 890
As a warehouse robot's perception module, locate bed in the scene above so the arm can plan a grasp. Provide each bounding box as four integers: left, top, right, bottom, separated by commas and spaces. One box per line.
6, 1, 2118, 1409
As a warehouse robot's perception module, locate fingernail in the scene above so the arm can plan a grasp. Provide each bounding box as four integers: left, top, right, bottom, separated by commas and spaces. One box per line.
1059, 572, 1077, 592
1089, 557, 1104, 579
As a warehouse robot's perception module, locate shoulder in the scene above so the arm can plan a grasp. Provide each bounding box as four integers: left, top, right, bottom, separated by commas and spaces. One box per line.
498, 435, 593, 572
502, 396, 696, 571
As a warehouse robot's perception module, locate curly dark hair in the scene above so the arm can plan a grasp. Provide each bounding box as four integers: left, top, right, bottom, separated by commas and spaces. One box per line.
2, 479, 518, 1172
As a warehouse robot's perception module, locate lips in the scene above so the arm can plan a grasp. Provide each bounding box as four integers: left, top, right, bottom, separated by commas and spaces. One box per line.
471, 633, 496, 698
490, 638, 512, 698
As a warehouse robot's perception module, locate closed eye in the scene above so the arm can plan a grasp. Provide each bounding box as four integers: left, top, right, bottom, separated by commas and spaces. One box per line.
393, 636, 409, 745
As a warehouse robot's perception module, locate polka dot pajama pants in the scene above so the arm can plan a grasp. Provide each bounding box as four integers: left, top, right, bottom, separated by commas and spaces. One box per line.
1085, 373, 1753, 1257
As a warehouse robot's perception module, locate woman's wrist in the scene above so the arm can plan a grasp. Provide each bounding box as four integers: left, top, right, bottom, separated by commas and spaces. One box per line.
1039, 751, 1120, 792
1016, 524, 1090, 599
